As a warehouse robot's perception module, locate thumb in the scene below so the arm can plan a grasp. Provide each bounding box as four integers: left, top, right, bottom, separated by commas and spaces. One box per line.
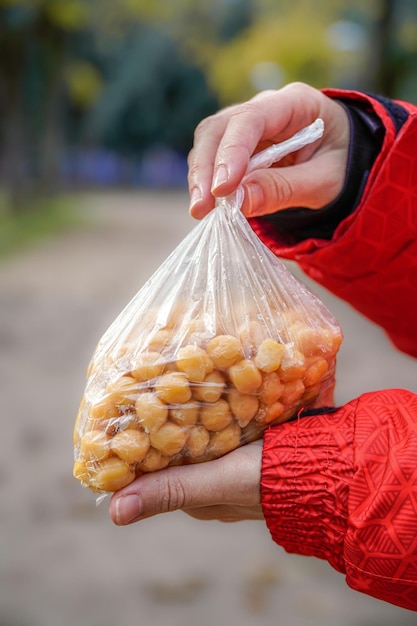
109, 442, 262, 526
241, 153, 346, 218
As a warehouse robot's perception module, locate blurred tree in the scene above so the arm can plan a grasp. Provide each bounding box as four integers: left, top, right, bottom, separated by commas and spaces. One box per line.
204, 1, 376, 104
1, 0, 416, 215
0, 0, 91, 211
0, 5, 28, 211
0, 0, 220, 211
69, 25, 218, 156
368, 0, 417, 99
211, 0, 417, 104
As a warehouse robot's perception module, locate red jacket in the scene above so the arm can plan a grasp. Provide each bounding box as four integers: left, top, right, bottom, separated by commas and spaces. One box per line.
251, 90, 417, 611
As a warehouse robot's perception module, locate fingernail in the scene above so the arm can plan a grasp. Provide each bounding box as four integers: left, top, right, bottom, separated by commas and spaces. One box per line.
189, 186, 202, 210
115, 494, 141, 525
212, 164, 229, 191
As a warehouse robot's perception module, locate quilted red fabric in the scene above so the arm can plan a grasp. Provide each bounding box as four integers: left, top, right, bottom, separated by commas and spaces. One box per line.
261, 389, 417, 610
254, 91, 417, 610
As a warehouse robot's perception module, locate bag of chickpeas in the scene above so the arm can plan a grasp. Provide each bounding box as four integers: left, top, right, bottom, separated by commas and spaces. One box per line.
73, 120, 343, 495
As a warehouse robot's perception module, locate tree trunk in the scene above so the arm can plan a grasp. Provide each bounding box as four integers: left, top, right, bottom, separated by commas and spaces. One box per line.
369, 0, 404, 97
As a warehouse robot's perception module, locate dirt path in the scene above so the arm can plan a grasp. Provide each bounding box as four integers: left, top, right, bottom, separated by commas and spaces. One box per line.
1, 191, 415, 626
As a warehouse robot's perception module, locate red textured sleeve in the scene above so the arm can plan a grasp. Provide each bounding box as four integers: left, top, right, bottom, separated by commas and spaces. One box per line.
250, 91, 417, 358
261, 388, 417, 610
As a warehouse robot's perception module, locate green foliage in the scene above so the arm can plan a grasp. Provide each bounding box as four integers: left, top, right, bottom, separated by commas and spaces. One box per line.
205, 1, 372, 104
208, 11, 333, 104
80, 25, 218, 153
0, 192, 85, 258
1, 0, 417, 219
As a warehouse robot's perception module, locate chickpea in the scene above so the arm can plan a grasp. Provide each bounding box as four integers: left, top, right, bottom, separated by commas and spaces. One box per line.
256, 401, 285, 425
106, 375, 139, 407
114, 411, 140, 432
170, 402, 200, 427
318, 328, 343, 356
106, 340, 130, 363
185, 319, 207, 335
200, 398, 232, 431
279, 308, 300, 332
228, 359, 262, 395
208, 422, 241, 457
155, 372, 192, 404
289, 323, 319, 356
176, 345, 214, 382
82, 413, 116, 437
278, 345, 306, 383
135, 392, 168, 434
186, 425, 210, 458
79, 430, 111, 462
139, 447, 170, 473
111, 429, 150, 464
238, 321, 266, 355
206, 335, 242, 369
254, 338, 285, 373
184, 320, 211, 347
291, 324, 342, 358
301, 383, 321, 404
259, 372, 284, 405
193, 370, 226, 403
91, 457, 135, 492
73, 460, 91, 486
149, 421, 186, 457
87, 350, 118, 377
147, 328, 174, 352
131, 351, 165, 382
228, 388, 259, 428
303, 357, 329, 387
280, 379, 305, 406
88, 396, 119, 420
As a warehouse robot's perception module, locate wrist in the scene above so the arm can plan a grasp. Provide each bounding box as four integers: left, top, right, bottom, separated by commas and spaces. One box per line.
261, 405, 355, 572
259, 94, 385, 242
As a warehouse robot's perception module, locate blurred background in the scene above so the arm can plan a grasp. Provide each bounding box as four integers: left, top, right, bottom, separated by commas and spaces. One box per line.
1, 0, 417, 218
1, 1, 417, 626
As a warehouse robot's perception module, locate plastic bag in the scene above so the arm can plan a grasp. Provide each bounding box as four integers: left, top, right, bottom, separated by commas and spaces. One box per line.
73, 119, 343, 494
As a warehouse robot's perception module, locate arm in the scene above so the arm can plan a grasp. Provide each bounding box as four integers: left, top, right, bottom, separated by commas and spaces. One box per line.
262, 388, 417, 611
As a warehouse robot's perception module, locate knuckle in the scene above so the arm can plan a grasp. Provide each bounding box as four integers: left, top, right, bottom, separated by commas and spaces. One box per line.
157, 475, 187, 513
250, 89, 278, 102
193, 114, 217, 140
229, 100, 261, 121
187, 150, 200, 178
269, 171, 294, 207
283, 81, 310, 94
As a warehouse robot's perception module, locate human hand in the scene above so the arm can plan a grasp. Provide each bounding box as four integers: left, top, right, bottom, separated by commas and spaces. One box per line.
109, 440, 263, 525
188, 82, 349, 219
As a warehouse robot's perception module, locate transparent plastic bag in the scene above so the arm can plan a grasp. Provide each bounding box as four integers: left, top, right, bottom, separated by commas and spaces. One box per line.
73, 119, 343, 494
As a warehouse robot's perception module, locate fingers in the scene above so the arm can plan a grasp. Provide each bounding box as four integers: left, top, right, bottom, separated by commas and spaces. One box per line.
188, 82, 349, 219
239, 148, 348, 217
109, 441, 262, 526
187, 101, 257, 220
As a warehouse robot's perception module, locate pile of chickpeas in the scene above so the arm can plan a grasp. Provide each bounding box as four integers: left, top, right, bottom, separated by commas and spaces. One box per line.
73, 318, 342, 494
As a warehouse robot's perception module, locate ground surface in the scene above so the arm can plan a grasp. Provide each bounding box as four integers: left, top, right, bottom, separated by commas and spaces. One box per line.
1, 190, 416, 626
